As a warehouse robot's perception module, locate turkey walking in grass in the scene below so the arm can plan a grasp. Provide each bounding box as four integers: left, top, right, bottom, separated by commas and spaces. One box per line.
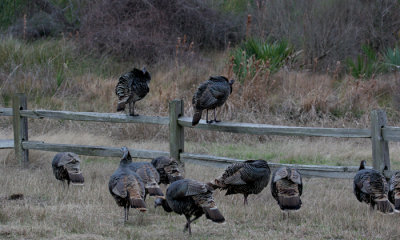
353, 160, 393, 214
192, 76, 234, 126
52, 152, 84, 187
151, 156, 184, 184
389, 171, 400, 212
115, 67, 151, 116
209, 160, 270, 205
271, 167, 303, 218
109, 147, 147, 222
155, 178, 225, 235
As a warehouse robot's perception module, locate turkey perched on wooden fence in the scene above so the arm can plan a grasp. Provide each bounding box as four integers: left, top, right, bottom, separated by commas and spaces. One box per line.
115, 67, 151, 116
155, 179, 225, 235
209, 160, 270, 205
52, 152, 84, 186
353, 160, 393, 214
389, 171, 400, 212
151, 156, 183, 184
271, 167, 303, 211
128, 162, 164, 200
192, 76, 234, 126
109, 147, 147, 222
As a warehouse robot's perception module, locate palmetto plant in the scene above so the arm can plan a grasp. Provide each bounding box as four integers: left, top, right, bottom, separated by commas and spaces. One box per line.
231, 38, 294, 81
382, 46, 400, 72
346, 45, 381, 79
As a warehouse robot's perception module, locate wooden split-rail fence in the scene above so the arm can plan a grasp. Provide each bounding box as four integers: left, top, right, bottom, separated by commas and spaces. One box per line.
1, 93, 399, 179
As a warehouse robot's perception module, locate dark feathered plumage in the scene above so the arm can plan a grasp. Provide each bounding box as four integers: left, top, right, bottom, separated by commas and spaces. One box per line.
192, 76, 234, 126
353, 160, 393, 214
271, 167, 303, 211
155, 179, 225, 235
151, 156, 184, 184
128, 162, 164, 199
389, 171, 400, 212
210, 160, 270, 205
52, 152, 84, 186
109, 147, 147, 222
115, 67, 151, 116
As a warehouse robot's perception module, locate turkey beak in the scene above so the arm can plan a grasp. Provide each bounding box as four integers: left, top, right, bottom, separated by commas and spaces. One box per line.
142, 67, 147, 74
229, 79, 235, 85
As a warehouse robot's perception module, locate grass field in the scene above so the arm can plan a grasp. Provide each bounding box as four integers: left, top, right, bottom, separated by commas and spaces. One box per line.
1, 131, 400, 240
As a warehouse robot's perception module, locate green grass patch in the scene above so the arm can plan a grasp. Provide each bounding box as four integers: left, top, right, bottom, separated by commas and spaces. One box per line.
189, 142, 278, 160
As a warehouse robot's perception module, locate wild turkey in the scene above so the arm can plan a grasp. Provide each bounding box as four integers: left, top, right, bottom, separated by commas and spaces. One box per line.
209, 160, 271, 205
155, 179, 225, 235
109, 147, 147, 222
192, 76, 234, 126
51, 152, 84, 186
389, 171, 400, 212
151, 156, 184, 184
115, 67, 151, 116
353, 160, 393, 214
128, 162, 164, 200
271, 167, 303, 212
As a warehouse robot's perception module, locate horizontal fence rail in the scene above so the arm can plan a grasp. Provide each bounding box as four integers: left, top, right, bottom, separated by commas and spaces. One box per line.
20, 109, 169, 125
0, 140, 13, 149
382, 127, 400, 142
181, 152, 364, 179
0, 108, 12, 116
22, 141, 169, 159
178, 117, 371, 138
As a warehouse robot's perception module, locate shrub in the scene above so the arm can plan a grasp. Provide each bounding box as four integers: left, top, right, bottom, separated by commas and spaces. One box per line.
78, 0, 243, 63
231, 38, 294, 81
382, 46, 400, 72
249, 0, 400, 71
346, 45, 381, 79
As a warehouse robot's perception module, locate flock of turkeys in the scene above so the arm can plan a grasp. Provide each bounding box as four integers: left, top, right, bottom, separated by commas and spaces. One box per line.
50, 67, 400, 235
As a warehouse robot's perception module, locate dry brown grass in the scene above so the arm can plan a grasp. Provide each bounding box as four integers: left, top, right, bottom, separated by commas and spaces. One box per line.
1, 146, 400, 239
1, 131, 400, 239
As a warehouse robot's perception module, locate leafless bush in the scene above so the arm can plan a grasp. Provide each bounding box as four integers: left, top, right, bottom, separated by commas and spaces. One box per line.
78, 0, 244, 63
251, 0, 400, 71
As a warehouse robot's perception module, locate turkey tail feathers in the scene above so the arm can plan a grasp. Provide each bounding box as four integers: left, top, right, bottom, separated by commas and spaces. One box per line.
130, 198, 147, 212
147, 187, 164, 197
192, 110, 202, 126
204, 207, 225, 223
278, 196, 302, 211
117, 102, 125, 112
68, 172, 84, 185
375, 199, 394, 214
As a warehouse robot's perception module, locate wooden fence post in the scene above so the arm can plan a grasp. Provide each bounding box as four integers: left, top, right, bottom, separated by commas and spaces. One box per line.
370, 109, 390, 173
169, 99, 184, 166
13, 93, 29, 167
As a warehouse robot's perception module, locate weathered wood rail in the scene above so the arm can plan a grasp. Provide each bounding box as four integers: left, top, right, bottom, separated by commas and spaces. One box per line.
1, 94, 398, 179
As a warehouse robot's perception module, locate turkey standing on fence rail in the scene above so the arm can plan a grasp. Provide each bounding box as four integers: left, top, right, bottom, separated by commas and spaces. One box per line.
128, 162, 164, 200
115, 67, 151, 116
389, 171, 400, 212
154, 178, 225, 235
271, 167, 303, 214
192, 76, 234, 126
52, 152, 84, 187
109, 147, 147, 222
353, 160, 393, 214
151, 156, 184, 184
208, 160, 270, 205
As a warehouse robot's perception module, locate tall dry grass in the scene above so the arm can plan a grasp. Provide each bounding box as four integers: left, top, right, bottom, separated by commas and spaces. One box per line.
1, 145, 400, 239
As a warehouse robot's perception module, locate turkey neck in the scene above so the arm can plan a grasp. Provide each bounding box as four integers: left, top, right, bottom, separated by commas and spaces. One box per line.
120, 154, 132, 166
